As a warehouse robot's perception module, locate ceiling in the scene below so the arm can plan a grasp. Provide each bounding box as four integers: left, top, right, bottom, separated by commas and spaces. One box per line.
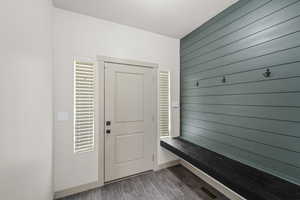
53, 0, 238, 38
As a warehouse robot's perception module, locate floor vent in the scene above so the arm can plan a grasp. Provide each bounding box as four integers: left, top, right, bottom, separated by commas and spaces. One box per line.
201, 187, 217, 199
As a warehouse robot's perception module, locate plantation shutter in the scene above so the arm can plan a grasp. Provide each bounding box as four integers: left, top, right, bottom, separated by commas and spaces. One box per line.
159, 71, 170, 137
74, 61, 95, 153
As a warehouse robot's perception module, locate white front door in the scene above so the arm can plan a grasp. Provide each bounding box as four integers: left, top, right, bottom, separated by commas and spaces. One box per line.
104, 62, 155, 182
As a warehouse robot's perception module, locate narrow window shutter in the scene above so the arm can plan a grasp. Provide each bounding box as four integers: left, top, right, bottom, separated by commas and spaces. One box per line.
159, 71, 170, 137
74, 61, 95, 153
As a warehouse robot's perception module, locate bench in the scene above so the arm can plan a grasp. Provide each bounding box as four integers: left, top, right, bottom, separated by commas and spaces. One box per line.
161, 137, 300, 200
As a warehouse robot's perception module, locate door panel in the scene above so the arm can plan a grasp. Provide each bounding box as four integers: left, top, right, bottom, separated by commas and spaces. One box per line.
104, 63, 155, 182
115, 133, 144, 163
115, 72, 144, 122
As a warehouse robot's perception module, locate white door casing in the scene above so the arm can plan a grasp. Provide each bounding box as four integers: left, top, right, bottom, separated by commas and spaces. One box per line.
104, 62, 155, 182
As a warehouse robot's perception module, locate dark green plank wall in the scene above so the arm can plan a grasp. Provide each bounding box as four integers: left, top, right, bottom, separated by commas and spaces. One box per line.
180, 0, 300, 185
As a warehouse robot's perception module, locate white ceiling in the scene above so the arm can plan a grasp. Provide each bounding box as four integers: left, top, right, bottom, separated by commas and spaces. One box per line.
53, 0, 238, 38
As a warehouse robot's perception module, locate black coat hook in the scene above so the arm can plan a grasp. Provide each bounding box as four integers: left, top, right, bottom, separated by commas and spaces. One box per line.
263, 68, 271, 78
222, 76, 226, 83
195, 81, 199, 87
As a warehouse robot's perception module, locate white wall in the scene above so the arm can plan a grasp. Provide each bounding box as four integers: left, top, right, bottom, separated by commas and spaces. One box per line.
53, 8, 180, 191
0, 0, 53, 200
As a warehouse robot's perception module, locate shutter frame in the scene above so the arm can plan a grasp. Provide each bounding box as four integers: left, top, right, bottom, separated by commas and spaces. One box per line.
74, 61, 95, 153
159, 71, 170, 137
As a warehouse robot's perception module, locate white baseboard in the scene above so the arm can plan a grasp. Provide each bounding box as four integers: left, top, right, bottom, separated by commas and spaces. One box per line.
54, 181, 101, 199
180, 160, 247, 200
53, 160, 179, 199
54, 159, 246, 200
156, 160, 180, 171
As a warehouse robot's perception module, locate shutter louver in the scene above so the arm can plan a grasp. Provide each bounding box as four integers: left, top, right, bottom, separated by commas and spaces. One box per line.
159, 71, 170, 137
74, 61, 95, 153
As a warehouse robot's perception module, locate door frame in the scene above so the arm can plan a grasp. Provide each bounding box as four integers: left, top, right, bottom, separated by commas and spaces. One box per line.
96, 55, 158, 186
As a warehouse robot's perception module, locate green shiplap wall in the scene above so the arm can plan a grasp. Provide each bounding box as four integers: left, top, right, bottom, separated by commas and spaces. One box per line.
180, 0, 300, 185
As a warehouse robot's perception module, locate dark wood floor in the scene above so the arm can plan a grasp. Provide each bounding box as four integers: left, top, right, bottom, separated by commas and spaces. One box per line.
60, 165, 229, 200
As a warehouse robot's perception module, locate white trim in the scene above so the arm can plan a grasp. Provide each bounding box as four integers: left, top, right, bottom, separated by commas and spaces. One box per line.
97, 56, 158, 68
97, 55, 159, 185
152, 69, 159, 172
170, 69, 180, 138
156, 160, 180, 171
96, 60, 105, 187
180, 160, 247, 200
54, 160, 178, 199
54, 181, 99, 199
54, 158, 244, 200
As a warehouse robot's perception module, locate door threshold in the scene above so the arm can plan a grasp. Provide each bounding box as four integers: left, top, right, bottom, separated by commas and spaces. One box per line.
104, 170, 153, 185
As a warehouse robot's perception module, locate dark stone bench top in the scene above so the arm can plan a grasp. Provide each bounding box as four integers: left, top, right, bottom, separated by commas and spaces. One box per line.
160, 137, 300, 200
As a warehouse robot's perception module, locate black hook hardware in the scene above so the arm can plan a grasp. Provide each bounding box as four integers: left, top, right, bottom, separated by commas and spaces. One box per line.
196, 81, 199, 87
222, 76, 226, 83
263, 68, 271, 78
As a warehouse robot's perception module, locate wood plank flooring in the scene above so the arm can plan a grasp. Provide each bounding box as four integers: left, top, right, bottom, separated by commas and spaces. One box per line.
59, 165, 229, 200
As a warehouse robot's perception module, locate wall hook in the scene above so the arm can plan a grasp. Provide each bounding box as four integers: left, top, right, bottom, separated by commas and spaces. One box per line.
263, 68, 271, 78
222, 76, 226, 83
195, 81, 199, 87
